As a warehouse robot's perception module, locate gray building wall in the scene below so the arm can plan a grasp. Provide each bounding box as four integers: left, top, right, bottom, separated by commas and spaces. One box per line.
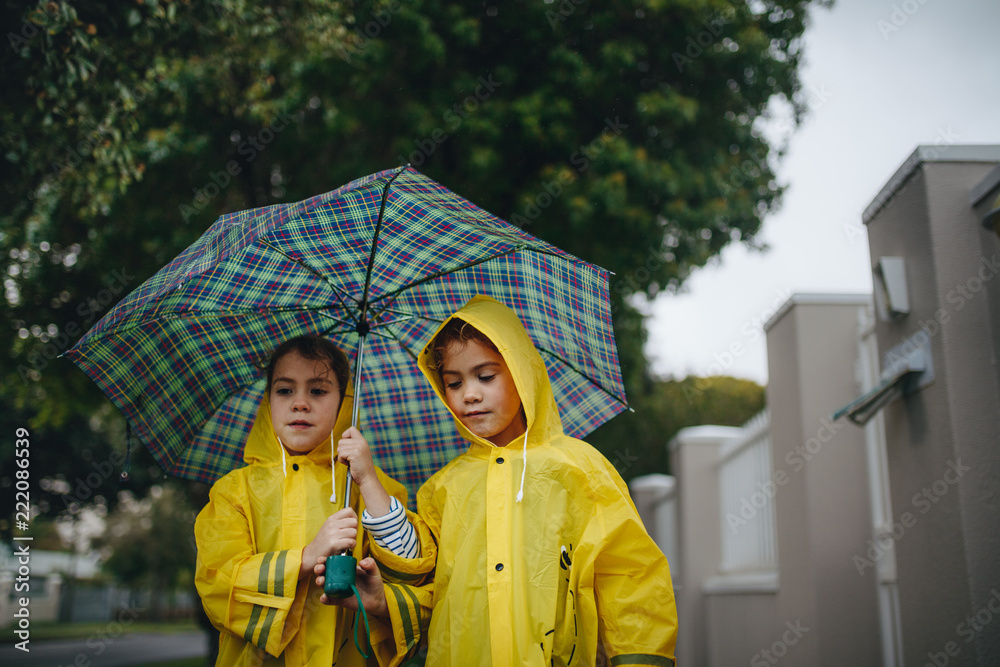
764, 296, 882, 666
669, 426, 735, 667
863, 147, 1000, 666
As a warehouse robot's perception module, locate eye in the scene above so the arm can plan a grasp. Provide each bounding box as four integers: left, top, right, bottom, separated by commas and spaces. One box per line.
311, 388, 328, 396
445, 381, 462, 390
479, 374, 497, 383
275, 387, 292, 396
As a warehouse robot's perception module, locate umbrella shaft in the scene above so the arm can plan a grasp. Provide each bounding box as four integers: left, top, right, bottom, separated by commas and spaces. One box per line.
341, 333, 366, 537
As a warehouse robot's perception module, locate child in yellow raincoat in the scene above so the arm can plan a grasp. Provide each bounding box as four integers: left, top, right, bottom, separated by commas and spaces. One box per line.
321, 296, 678, 666
194, 336, 419, 666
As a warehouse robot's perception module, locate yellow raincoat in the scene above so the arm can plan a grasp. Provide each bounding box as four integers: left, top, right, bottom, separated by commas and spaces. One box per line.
194, 387, 412, 666
371, 296, 678, 666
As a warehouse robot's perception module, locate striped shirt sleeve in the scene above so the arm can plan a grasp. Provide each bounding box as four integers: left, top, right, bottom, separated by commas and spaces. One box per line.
361, 496, 420, 559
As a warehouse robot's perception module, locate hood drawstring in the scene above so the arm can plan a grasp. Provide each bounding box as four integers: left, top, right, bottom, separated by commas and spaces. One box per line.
515, 429, 528, 503
275, 426, 338, 501
330, 427, 338, 504
277, 438, 288, 478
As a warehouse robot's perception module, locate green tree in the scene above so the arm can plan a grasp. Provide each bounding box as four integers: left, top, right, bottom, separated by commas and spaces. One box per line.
2, 0, 828, 508
98, 485, 199, 621
592, 375, 766, 482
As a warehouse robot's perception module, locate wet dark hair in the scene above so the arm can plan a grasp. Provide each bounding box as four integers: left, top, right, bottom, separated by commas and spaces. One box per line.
265, 335, 351, 398
429, 318, 499, 373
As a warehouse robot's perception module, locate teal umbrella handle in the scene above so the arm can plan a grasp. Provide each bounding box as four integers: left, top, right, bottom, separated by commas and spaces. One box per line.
323, 554, 370, 658
324, 553, 357, 598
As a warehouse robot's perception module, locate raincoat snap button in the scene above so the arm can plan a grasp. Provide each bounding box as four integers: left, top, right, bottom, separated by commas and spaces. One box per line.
495, 563, 504, 571
496, 457, 505, 464
292, 463, 299, 471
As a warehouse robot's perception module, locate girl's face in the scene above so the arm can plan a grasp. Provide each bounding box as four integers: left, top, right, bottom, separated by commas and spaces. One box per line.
269, 350, 342, 455
440, 339, 525, 447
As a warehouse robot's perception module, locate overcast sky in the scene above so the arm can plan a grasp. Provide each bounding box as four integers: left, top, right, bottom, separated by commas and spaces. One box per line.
643, 0, 1000, 384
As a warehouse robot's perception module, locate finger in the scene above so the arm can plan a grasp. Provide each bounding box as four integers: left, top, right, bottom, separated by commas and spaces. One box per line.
322, 593, 358, 610
334, 507, 359, 521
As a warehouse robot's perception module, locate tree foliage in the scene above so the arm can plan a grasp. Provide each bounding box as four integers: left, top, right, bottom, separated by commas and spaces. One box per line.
591, 375, 766, 482
2, 0, 825, 514
98, 485, 199, 619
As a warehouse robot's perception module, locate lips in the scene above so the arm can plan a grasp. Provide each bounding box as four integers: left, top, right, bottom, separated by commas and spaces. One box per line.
288, 420, 312, 428
465, 411, 489, 418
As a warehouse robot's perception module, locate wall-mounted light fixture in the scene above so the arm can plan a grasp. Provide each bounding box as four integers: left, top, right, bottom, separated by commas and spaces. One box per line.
873, 256, 909, 322
833, 330, 934, 425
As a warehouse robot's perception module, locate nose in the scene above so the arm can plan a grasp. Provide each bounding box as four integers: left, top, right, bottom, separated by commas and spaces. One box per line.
463, 384, 481, 403
292, 393, 310, 411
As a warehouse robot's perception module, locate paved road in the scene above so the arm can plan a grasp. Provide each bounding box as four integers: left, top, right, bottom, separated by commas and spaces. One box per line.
0, 631, 208, 666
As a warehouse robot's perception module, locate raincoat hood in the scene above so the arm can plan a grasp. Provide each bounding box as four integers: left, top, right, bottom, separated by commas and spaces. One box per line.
195, 376, 414, 666
380, 295, 678, 665
244, 379, 354, 495
418, 295, 563, 449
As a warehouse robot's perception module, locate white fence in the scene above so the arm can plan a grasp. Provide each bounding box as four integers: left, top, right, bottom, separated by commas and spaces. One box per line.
629, 474, 678, 577
716, 411, 777, 573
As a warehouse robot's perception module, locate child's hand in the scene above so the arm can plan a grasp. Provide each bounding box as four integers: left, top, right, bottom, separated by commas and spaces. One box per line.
299, 508, 358, 579
339, 426, 392, 517
316, 556, 389, 617
337, 427, 376, 487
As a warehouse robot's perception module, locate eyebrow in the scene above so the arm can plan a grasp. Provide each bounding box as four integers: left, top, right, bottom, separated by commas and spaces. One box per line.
441, 361, 502, 375
272, 376, 335, 386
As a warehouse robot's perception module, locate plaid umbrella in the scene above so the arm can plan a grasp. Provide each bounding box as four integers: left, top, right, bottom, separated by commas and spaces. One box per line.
65, 166, 627, 495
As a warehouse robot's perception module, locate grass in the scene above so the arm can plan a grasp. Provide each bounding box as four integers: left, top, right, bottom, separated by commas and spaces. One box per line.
0, 618, 200, 643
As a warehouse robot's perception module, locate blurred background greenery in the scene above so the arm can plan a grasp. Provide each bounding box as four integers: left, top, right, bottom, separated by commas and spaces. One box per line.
1, 0, 827, 638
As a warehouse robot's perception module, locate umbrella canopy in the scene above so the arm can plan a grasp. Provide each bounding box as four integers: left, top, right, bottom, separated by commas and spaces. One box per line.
66, 166, 627, 494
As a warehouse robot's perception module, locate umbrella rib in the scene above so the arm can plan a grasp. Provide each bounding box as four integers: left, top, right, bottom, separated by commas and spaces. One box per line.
368, 245, 585, 306
315, 311, 359, 329
371, 322, 423, 360
358, 168, 408, 329
370, 247, 523, 302
259, 239, 360, 308
70, 305, 352, 344
536, 346, 630, 408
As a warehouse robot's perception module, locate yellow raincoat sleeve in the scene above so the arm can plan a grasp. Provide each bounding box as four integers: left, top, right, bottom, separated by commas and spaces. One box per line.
366, 507, 437, 666
356, 469, 433, 666
592, 467, 678, 666
357, 479, 440, 667
194, 474, 304, 658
